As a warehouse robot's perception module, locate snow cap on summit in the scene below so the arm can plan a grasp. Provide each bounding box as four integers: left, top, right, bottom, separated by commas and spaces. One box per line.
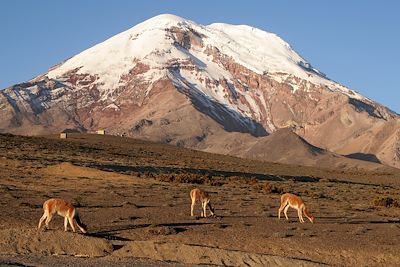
132, 13, 198, 31
47, 13, 366, 101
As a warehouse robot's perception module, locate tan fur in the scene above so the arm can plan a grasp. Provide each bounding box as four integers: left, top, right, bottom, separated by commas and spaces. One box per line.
278, 193, 315, 223
38, 198, 87, 233
190, 188, 215, 217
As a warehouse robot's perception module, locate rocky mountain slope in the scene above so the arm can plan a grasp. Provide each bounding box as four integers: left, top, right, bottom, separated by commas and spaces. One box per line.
1, 14, 399, 169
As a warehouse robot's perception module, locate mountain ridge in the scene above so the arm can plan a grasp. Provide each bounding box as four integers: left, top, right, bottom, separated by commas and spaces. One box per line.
1, 14, 399, 169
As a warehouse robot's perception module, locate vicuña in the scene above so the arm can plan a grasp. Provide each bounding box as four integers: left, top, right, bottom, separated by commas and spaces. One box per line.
278, 193, 315, 223
38, 198, 87, 233
190, 188, 215, 217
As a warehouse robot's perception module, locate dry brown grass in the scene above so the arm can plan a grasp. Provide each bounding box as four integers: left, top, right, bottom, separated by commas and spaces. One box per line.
254, 182, 284, 194
154, 173, 223, 186
3, 132, 399, 185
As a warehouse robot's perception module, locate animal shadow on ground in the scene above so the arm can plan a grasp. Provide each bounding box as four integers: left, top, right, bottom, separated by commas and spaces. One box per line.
87, 222, 211, 240
85, 224, 147, 242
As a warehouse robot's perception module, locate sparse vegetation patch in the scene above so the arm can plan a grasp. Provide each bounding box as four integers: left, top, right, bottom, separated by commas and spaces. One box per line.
372, 196, 400, 208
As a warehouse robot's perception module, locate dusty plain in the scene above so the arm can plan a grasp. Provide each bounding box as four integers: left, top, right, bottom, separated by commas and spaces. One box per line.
1, 133, 400, 266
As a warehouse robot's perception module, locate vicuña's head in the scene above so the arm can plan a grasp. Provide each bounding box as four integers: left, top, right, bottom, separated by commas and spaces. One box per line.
81, 224, 88, 233
304, 208, 315, 223
75, 216, 88, 233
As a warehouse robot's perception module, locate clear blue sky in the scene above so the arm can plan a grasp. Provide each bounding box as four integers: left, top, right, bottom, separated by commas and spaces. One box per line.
1, 0, 399, 112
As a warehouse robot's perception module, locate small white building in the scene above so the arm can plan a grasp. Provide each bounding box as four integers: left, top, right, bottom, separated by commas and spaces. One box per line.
96, 130, 106, 135
60, 133, 67, 139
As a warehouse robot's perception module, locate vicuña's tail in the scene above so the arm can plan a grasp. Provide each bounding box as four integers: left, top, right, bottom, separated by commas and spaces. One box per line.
74, 213, 88, 233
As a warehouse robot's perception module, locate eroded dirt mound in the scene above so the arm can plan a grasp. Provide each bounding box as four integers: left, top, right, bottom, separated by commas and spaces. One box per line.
42, 162, 112, 179
40, 162, 138, 184
0, 228, 113, 257
114, 241, 322, 266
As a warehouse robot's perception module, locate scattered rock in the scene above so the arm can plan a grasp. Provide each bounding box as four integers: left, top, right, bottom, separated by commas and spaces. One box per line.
215, 224, 229, 229
146, 226, 177, 235
352, 226, 369, 235
300, 231, 316, 237
272, 231, 293, 238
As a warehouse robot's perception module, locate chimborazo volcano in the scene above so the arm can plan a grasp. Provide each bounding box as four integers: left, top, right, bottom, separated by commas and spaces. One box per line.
1, 14, 399, 169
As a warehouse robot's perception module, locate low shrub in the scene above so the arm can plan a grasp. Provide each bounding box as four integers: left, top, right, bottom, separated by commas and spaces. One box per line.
372, 196, 400, 208
255, 182, 283, 194
155, 173, 223, 186
146, 225, 177, 235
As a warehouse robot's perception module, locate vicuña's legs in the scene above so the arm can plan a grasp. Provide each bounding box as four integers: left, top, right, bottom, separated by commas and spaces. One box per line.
44, 213, 54, 229
64, 217, 69, 231
191, 199, 196, 217
38, 212, 47, 229
278, 201, 287, 220
68, 217, 76, 232
297, 208, 304, 223
283, 205, 290, 220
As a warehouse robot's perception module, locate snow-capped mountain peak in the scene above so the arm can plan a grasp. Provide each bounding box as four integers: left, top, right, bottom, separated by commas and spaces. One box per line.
59, 15, 366, 97
5, 13, 388, 118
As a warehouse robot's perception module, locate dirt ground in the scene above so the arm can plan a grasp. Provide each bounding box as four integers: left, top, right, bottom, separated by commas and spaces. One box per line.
1, 134, 400, 266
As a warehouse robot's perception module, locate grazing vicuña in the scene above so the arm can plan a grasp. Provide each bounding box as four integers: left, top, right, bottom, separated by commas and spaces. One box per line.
190, 188, 215, 217
278, 193, 315, 223
38, 198, 87, 233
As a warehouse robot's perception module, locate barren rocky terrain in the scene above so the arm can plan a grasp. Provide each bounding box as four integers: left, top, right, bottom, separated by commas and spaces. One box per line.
1, 133, 400, 266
